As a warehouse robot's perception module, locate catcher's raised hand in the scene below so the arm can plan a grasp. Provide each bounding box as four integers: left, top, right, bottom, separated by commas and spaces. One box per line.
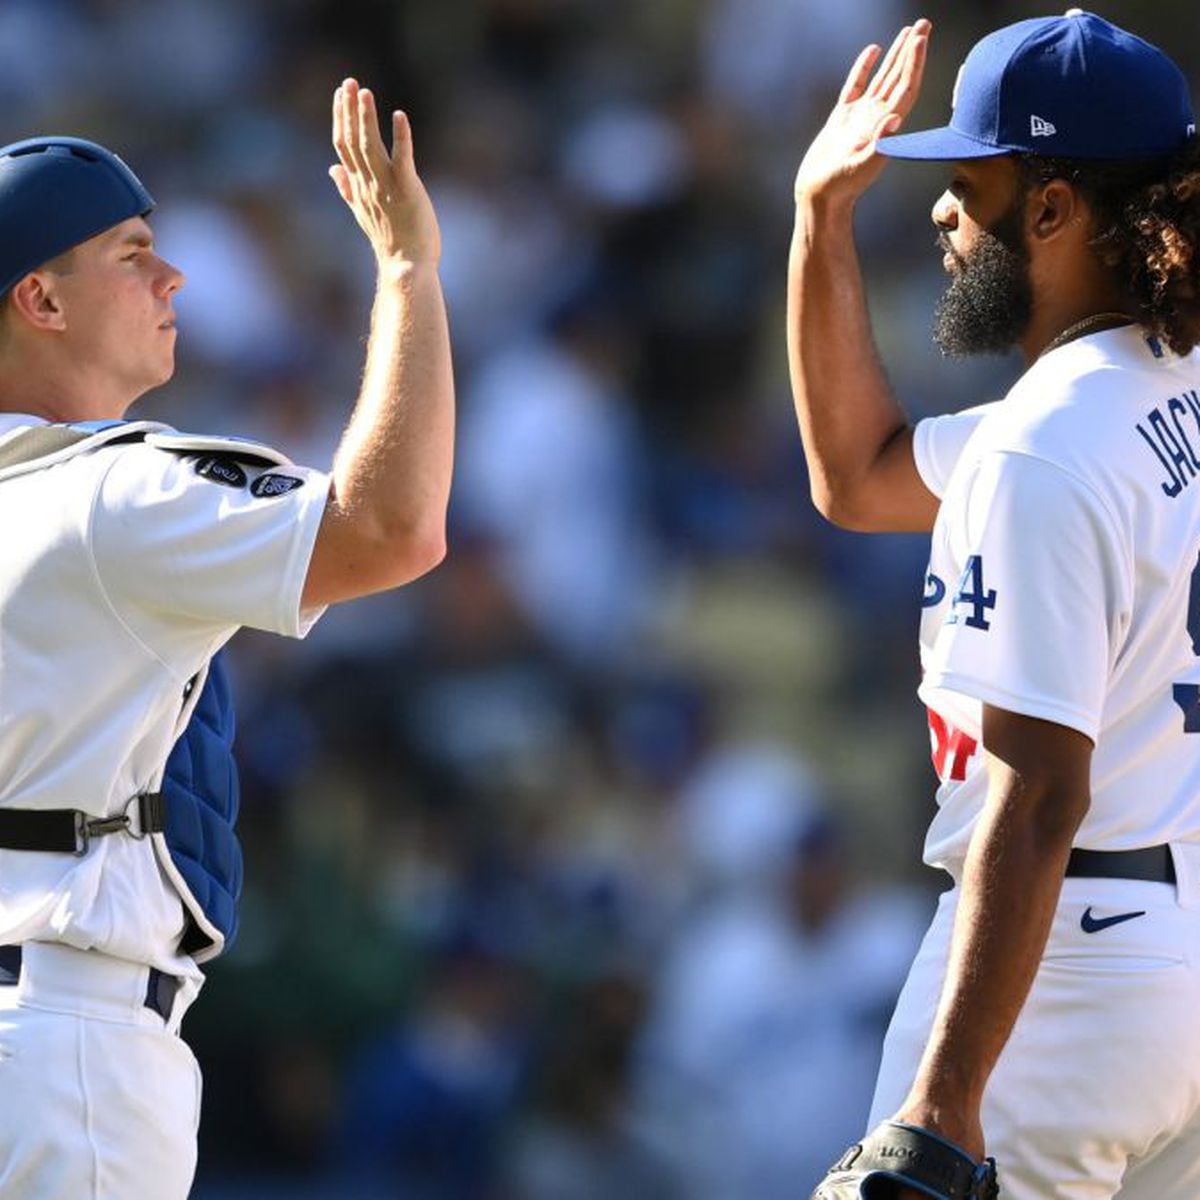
793, 18, 930, 206
328, 78, 441, 266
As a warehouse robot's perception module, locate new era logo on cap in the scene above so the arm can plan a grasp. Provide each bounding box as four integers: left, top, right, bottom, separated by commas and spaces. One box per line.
877, 11, 1195, 162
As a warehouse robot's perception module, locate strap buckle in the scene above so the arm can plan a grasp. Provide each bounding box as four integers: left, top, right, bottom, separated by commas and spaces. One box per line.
73, 793, 165, 856
74, 811, 125, 855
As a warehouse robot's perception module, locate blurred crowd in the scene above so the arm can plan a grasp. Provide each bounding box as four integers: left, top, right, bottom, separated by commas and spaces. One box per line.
6, 0, 1194, 1196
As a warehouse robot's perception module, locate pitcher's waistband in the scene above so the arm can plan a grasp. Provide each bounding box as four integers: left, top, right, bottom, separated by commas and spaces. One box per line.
1065, 845, 1174, 883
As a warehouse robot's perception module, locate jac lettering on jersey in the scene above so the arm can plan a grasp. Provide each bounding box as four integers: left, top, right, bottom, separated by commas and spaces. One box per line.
1136, 389, 1200, 497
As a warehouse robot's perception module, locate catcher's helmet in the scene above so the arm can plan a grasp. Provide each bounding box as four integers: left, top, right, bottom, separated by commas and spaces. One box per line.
0, 136, 154, 296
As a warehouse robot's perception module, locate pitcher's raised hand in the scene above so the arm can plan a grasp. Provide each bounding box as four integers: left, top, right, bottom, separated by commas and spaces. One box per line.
793, 19, 930, 206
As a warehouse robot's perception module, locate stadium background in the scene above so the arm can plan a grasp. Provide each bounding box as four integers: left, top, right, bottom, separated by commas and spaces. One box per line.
5, 1, 1194, 1196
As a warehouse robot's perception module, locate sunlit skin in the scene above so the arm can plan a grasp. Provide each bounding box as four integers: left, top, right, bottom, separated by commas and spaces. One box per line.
933, 157, 1023, 270
0, 215, 185, 422
927, 156, 1043, 358
930, 154, 1135, 365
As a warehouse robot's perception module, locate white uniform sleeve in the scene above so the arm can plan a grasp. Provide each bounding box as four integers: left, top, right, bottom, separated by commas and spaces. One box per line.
920, 451, 1130, 742
89, 444, 330, 638
912, 403, 997, 499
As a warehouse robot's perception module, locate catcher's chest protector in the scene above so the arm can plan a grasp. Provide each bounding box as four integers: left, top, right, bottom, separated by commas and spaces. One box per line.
0, 419, 246, 960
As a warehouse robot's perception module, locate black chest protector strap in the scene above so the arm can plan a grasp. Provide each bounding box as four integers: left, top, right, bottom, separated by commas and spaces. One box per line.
0, 421, 169, 853
0, 795, 166, 854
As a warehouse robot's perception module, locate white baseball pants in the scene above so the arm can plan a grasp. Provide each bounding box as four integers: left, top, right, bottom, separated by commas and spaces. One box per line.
0, 941, 203, 1199
869, 873, 1200, 1199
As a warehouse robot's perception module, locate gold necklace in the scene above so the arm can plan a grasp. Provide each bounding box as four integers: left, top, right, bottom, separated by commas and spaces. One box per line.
1039, 311, 1134, 359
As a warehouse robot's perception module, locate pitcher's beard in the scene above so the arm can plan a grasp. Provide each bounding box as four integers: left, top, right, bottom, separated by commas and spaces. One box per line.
932, 205, 1032, 357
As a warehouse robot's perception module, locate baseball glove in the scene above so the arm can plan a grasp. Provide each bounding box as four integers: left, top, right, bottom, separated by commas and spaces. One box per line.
811, 1121, 999, 1199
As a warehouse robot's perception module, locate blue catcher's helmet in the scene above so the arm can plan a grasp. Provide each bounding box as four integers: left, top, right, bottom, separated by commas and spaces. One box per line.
0, 136, 154, 296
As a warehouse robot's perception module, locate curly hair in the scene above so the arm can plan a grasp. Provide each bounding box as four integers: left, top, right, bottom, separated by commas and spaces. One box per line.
1017, 136, 1200, 356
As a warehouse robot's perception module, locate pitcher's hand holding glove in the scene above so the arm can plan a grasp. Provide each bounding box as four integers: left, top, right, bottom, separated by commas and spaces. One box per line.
811, 1122, 998, 1199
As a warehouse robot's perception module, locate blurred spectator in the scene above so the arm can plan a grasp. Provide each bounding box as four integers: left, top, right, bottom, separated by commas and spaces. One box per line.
634, 743, 930, 1196
455, 310, 657, 666
155, 198, 298, 375
0, 2, 94, 127
700, 0, 905, 127
334, 941, 530, 1199
503, 973, 679, 1200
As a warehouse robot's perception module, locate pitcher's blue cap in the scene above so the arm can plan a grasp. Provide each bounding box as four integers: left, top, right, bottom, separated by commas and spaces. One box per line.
877, 10, 1196, 162
0, 136, 154, 296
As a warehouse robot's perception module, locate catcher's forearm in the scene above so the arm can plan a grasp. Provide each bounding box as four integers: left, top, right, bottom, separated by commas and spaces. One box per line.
899, 717, 1091, 1152
305, 262, 455, 603
787, 195, 909, 524
332, 262, 454, 544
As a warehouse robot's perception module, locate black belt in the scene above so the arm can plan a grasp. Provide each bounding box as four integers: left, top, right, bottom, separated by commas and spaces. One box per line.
1065, 845, 1175, 884
0, 794, 165, 854
0, 945, 180, 1022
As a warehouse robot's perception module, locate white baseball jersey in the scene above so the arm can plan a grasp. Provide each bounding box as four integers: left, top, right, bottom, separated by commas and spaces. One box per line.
911, 325, 1200, 879
0, 413, 328, 980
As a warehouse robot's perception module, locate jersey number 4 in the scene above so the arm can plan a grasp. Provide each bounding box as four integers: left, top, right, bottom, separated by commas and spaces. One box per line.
947, 555, 997, 631
1173, 552, 1200, 731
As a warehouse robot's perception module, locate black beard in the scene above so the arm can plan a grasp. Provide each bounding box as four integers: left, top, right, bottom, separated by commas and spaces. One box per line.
932, 205, 1032, 357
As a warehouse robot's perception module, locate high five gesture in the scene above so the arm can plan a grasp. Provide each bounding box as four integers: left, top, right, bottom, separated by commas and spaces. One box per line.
329, 78, 441, 267
303, 80, 455, 608
794, 20, 930, 205
786, 21, 938, 536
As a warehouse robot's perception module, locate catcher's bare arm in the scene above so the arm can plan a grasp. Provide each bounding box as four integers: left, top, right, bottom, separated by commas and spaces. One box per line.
788, 21, 938, 533
303, 79, 455, 607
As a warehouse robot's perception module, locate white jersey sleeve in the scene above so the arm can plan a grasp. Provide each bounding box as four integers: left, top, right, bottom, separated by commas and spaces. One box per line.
920, 450, 1131, 742
912, 403, 998, 499
89, 443, 330, 640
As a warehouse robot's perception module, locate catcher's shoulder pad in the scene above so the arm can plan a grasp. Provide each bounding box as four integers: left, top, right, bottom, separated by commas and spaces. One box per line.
812, 1122, 999, 1200
145, 429, 293, 469
0, 421, 293, 484
0, 419, 168, 481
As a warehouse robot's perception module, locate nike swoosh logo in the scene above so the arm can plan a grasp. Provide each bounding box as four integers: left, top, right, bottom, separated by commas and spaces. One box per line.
1080, 906, 1146, 934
